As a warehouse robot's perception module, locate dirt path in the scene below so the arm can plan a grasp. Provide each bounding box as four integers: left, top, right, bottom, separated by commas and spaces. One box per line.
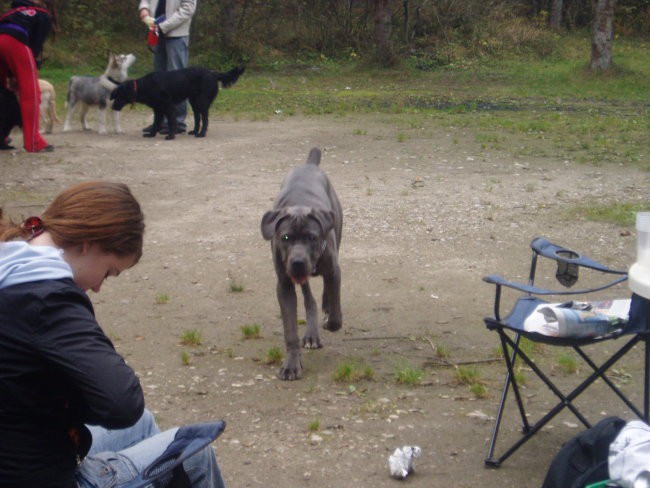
1, 111, 648, 487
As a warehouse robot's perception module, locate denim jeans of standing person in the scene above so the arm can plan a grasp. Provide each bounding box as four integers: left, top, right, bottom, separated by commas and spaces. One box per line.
76, 410, 226, 488
154, 35, 189, 131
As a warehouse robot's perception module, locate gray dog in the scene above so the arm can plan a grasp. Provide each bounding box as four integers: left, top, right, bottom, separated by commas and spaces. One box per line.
63, 53, 135, 134
261, 148, 343, 380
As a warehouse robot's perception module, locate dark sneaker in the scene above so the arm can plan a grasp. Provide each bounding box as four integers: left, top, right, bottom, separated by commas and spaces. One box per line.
142, 124, 167, 133
39, 145, 54, 153
160, 126, 186, 135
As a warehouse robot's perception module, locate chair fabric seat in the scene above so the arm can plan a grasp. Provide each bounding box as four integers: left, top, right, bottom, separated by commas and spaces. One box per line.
487, 295, 629, 347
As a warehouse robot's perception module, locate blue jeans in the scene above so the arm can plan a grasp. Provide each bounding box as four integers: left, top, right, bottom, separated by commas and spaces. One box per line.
75, 410, 225, 488
153, 36, 189, 128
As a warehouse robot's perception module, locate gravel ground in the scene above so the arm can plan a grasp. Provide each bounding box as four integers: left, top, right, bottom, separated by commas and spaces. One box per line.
1, 111, 648, 487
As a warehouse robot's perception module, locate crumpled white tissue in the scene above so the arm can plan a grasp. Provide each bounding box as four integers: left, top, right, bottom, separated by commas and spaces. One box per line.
388, 445, 421, 479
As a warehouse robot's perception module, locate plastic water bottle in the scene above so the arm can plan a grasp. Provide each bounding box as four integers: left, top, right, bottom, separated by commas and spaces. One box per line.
629, 212, 650, 300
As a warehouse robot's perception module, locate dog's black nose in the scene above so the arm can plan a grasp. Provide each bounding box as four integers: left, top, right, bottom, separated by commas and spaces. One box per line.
289, 258, 308, 277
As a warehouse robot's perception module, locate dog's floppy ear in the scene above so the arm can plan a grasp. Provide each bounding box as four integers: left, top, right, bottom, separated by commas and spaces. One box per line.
261, 210, 281, 240
310, 209, 335, 236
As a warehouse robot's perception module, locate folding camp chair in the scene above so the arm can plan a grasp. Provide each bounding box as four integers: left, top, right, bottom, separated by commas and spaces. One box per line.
482, 237, 650, 468
122, 420, 226, 488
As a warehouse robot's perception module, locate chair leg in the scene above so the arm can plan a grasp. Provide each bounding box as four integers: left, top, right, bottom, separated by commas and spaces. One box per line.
573, 337, 644, 419
486, 331, 591, 467
486, 333, 647, 467
485, 334, 522, 467
485, 332, 532, 467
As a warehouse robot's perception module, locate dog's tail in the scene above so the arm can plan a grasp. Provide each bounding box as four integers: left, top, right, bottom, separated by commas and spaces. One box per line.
216, 65, 245, 89
306, 147, 321, 166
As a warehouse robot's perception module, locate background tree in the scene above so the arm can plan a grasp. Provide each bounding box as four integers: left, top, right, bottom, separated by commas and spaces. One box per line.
550, 0, 564, 30
590, 0, 617, 71
372, 0, 397, 65
220, 0, 237, 51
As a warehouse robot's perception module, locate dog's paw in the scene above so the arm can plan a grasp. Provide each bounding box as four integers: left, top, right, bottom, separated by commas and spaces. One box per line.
302, 334, 322, 349
323, 317, 342, 332
278, 356, 303, 381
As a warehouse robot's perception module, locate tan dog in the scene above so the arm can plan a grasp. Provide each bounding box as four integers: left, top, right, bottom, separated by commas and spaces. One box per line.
38, 79, 60, 134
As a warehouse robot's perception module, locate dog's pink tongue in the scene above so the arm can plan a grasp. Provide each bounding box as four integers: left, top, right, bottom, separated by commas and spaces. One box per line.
292, 276, 309, 285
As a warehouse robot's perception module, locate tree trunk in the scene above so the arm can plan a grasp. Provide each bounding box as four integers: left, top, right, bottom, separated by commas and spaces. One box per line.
549, 0, 564, 31
590, 0, 617, 71
220, 0, 236, 49
373, 0, 395, 65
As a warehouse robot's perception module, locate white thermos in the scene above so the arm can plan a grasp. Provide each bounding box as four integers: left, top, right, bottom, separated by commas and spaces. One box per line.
629, 212, 650, 299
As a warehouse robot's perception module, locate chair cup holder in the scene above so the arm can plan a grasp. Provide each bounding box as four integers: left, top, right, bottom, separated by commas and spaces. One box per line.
555, 250, 580, 287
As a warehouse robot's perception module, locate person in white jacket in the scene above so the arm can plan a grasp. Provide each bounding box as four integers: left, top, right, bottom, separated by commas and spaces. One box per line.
138, 0, 197, 134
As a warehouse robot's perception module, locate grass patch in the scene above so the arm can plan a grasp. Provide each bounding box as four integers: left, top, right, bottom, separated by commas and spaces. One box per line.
266, 346, 284, 365
154, 293, 169, 305
455, 365, 481, 386
455, 365, 488, 398
568, 202, 650, 226
229, 283, 245, 293
180, 351, 191, 366
394, 363, 424, 386
435, 343, 450, 359
307, 419, 321, 432
556, 352, 579, 375
333, 359, 375, 383
180, 329, 202, 347
513, 368, 527, 387
470, 382, 489, 399
241, 323, 261, 339
515, 337, 545, 358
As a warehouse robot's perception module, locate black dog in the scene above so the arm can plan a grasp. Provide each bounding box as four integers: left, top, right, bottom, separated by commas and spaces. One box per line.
110, 66, 245, 140
0, 86, 21, 150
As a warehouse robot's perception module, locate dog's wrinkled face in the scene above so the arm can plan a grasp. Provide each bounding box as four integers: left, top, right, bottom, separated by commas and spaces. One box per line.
262, 206, 334, 285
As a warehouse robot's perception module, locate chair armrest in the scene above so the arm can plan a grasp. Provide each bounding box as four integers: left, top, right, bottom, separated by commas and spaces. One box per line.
483, 274, 628, 296
531, 237, 627, 275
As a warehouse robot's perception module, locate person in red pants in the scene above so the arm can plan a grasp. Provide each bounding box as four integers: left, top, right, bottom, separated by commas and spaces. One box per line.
0, 0, 57, 153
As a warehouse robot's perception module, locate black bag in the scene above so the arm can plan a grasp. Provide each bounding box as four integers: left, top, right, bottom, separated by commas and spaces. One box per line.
541, 416, 626, 488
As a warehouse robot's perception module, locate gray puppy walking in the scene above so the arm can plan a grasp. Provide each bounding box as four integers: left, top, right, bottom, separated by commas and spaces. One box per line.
261, 148, 343, 380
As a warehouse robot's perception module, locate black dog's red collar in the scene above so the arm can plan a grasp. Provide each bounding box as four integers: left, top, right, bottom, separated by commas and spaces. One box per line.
130, 80, 138, 103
